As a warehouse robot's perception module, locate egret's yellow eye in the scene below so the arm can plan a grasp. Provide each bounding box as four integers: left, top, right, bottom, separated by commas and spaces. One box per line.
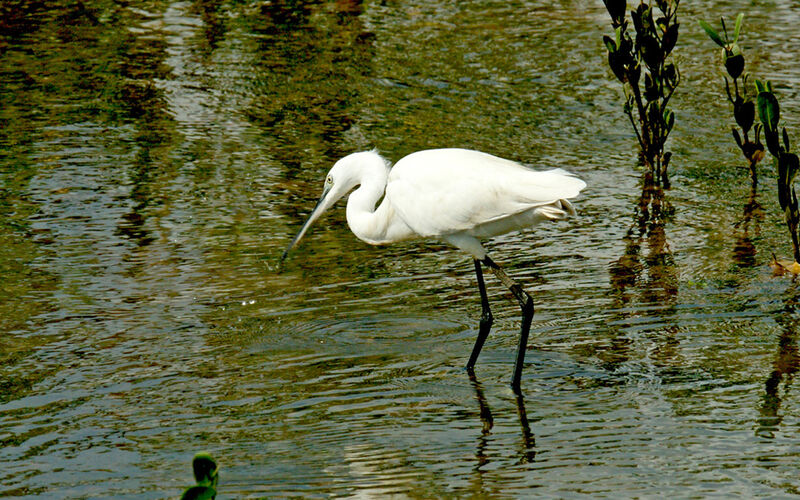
326, 175, 333, 185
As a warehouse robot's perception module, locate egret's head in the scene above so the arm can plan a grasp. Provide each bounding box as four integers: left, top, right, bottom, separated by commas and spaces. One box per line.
280, 151, 387, 262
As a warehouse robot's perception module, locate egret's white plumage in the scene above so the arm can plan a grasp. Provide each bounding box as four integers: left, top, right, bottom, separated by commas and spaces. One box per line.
283, 148, 586, 259
386, 148, 585, 257
281, 147, 587, 391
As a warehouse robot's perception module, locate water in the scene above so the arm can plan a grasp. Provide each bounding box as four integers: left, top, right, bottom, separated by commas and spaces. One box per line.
2, 0, 800, 497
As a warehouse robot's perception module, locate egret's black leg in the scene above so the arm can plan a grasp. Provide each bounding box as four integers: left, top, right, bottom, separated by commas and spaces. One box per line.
466, 259, 494, 372
482, 256, 534, 392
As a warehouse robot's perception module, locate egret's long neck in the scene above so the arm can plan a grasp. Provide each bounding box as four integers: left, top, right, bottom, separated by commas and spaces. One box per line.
345, 160, 413, 245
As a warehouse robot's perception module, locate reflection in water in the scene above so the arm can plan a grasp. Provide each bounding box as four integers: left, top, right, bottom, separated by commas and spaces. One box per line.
470, 373, 492, 483
246, 0, 373, 173
107, 8, 179, 252
514, 392, 536, 465
733, 185, 763, 268
191, 0, 227, 56
469, 373, 535, 476
470, 372, 494, 436
606, 178, 678, 371
610, 178, 677, 298
759, 289, 800, 438
115, 84, 175, 249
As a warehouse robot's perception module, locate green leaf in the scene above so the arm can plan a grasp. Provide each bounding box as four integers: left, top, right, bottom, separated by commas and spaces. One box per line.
663, 62, 678, 90
642, 5, 654, 31
640, 34, 663, 70
699, 19, 725, 47
608, 51, 627, 83
755, 79, 766, 94
725, 52, 745, 80
632, 3, 648, 34
733, 13, 744, 44
656, 16, 668, 33
603, 35, 617, 53
735, 99, 755, 133
724, 76, 733, 102
778, 154, 794, 210
778, 158, 788, 210
602, 0, 627, 25
647, 101, 661, 129
732, 128, 743, 148
192, 453, 219, 489
766, 128, 782, 158
757, 91, 780, 132
644, 72, 658, 101
662, 23, 679, 57
664, 109, 675, 133
629, 60, 641, 86
790, 153, 800, 185
181, 486, 216, 500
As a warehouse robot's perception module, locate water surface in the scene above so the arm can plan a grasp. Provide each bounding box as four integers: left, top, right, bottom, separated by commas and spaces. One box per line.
2, 0, 800, 497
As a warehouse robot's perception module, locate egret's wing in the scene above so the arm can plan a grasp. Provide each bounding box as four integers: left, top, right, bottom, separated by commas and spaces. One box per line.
386, 149, 586, 237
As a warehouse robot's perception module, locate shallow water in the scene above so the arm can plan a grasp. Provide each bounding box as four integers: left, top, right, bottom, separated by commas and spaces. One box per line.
3, 0, 800, 497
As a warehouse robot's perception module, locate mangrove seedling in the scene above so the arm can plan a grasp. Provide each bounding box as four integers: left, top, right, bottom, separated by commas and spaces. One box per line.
602, 0, 681, 187
699, 14, 765, 185
180, 452, 219, 500
756, 79, 800, 267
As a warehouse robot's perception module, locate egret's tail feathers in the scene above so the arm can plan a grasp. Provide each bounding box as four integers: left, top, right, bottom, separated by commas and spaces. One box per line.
531, 169, 587, 201
536, 199, 576, 221
559, 198, 578, 217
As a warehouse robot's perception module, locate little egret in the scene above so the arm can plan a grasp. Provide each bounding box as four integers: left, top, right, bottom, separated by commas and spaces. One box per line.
281, 148, 586, 391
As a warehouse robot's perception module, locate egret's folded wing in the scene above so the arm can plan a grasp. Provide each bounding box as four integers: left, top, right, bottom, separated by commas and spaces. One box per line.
386, 149, 585, 237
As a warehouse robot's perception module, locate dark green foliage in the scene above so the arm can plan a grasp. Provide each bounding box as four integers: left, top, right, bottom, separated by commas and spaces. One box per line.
726, 49, 744, 79
700, 14, 765, 184
756, 80, 800, 263
602, 0, 681, 187
702, 14, 800, 263
181, 486, 217, 500
734, 98, 755, 132
180, 453, 219, 500
603, 0, 627, 26
757, 83, 780, 142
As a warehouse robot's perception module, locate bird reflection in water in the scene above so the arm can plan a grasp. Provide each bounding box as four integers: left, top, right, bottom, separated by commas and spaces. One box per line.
468, 372, 535, 473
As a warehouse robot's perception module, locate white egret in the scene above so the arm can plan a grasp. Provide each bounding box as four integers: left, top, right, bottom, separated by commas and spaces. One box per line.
281, 148, 586, 391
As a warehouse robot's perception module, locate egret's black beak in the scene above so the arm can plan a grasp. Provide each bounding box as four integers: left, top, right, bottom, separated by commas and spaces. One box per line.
280, 185, 333, 264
